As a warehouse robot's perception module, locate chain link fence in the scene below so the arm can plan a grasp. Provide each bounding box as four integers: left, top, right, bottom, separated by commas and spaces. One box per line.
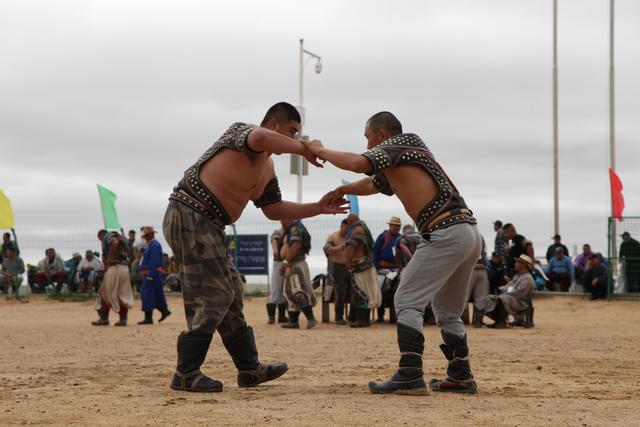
608, 217, 640, 297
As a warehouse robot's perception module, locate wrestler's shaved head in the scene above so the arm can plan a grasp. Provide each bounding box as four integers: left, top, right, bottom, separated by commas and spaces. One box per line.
366, 111, 403, 136
261, 102, 301, 126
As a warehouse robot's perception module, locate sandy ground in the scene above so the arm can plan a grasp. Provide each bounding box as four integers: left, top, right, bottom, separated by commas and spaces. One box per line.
1, 294, 639, 426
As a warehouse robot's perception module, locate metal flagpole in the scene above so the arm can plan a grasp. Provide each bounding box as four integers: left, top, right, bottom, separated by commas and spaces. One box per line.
552, 0, 560, 236
609, 0, 617, 270
297, 38, 304, 203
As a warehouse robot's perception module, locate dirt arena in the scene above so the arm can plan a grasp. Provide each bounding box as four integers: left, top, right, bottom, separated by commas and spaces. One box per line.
1, 294, 639, 426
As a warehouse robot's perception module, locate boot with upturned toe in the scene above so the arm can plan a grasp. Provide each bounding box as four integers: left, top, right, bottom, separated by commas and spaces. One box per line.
170, 331, 222, 392
159, 309, 172, 322
369, 323, 429, 395
429, 331, 477, 394
222, 326, 288, 387
301, 306, 317, 329
138, 310, 153, 325
277, 303, 289, 323
281, 311, 300, 329
266, 303, 276, 324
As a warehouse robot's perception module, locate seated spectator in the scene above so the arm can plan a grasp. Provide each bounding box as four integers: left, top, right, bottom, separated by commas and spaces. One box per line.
35, 248, 67, 292
583, 255, 608, 300
0, 247, 25, 297
1, 232, 19, 263
545, 234, 569, 262
483, 254, 536, 328
544, 247, 575, 291
65, 252, 83, 292
164, 255, 181, 292
573, 244, 593, 285
395, 224, 421, 268
77, 250, 104, 293
487, 251, 507, 295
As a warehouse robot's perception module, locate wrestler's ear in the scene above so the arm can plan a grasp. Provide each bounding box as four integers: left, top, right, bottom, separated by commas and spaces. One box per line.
379, 128, 391, 142
264, 118, 279, 131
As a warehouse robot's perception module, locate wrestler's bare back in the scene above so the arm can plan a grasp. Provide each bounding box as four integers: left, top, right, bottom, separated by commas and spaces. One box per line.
200, 148, 275, 223
382, 164, 439, 227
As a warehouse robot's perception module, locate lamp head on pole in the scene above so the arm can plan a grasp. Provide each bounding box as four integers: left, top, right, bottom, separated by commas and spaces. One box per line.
314, 59, 323, 74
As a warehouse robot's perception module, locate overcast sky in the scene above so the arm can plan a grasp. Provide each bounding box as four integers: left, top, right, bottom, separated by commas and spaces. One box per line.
1, 0, 638, 256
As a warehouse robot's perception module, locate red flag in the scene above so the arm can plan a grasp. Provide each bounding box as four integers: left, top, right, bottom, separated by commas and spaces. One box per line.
609, 168, 625, 221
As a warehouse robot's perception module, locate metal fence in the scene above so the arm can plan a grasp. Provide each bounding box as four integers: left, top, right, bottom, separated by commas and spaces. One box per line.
608, 217, 640, 298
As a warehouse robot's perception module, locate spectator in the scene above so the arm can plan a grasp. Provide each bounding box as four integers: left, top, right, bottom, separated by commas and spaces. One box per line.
164, 255, 181, 292
502, 223, 534, 277
545, 234, 569, 262
544, 247, 575, 292
483, 254, 536, 328
0, 246, 25, 297
467, 237, 490, 328
77, 250, 104, 293
583, 254, 608, 300
1, 232, 18, 263
126, 229, 137, 263
493, 220, 506, 262
35, 248, 67, 292
373, 216, 402, 271
395, 224, 421, 268
133, 226, 148, 258
65, 252, 83, 292
619, 231, 640, 293
573, 244, 594, 285
130, 250, 144, 293
138, 226, 171, 324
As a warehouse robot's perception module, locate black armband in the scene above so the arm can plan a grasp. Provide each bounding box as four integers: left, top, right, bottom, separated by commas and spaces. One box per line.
254, 177, 282, 208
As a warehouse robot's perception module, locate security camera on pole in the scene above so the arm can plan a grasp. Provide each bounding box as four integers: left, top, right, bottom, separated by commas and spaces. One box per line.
291, 38, 323, 203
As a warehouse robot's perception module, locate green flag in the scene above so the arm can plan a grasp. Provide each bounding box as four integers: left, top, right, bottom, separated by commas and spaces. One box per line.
96, 184, 121, 230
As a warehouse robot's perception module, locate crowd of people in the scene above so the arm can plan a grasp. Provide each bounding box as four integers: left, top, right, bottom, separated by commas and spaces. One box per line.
261, 216, 639, 333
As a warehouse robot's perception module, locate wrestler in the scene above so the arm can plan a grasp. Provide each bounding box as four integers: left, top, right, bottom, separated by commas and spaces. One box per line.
342, 213, 380, 328
304, 111, 481, 395
163, 102, 348, 393
266, 227, 288, 324
279, 219, 317, 329
323, 219, 350, 325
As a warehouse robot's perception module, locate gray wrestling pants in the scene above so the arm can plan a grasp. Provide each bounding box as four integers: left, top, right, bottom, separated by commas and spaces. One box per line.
394, 223, 482, 337
269, 260, 286, 305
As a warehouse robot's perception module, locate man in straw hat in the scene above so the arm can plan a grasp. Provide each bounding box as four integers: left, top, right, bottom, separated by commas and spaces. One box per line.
373, 216, 402, 323
304, 111, 481, 395
483, 254, 536, 328
138, 226, 171, 325
162, 102, 348, 393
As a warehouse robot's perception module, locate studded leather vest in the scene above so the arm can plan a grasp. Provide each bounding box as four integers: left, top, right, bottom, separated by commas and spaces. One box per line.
170, 122, 282, 227
361, 133, 476, 233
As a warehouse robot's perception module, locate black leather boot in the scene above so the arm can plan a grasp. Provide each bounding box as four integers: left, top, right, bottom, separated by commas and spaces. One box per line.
138, 311, 153, 325
429, 331, 477, 394
369, 323, 428, 395
281, 311, 300, 329
91, 308, 109, 326
222, 326, 288, 388
114, 313, 127, 327
472, 308, 484, 328
300, 306, 317, 329
277, 303, 289, 323
350, 307, 371, 328
159, 309, 172, 322
377, 306, 385, 323
170, 332, 222, 392
266, 303, 276, 324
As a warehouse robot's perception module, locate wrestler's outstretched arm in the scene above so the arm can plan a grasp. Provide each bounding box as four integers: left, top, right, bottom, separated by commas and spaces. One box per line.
260, 191, 349, 221
247, 128, 323, 167
302, 140, 373, 174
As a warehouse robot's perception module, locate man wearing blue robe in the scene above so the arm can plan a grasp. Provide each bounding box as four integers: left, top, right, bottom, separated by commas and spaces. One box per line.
138, 226, 171, 324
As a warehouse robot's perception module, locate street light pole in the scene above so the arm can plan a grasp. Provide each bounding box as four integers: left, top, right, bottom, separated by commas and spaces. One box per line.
552, 0, 560, 237
609, 0, 617, 267
296, 38, 322, 203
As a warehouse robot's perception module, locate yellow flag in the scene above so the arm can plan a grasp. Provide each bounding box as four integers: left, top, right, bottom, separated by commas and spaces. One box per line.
0, 189, 15, 229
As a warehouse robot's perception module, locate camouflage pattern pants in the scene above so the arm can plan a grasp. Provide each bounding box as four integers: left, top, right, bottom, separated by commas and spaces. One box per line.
162, 201, 247, 338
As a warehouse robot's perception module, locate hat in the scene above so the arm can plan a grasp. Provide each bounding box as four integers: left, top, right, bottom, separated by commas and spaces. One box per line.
141, 226, 156, 237
85, 249, 94, 256
621, 231, 631, 237
388, 216, 402, 226
72, 252, 82, 258
552, 234, 561, 240
128, 229, 136, 234
493, 220, 503, 227
515, 254, 534, 270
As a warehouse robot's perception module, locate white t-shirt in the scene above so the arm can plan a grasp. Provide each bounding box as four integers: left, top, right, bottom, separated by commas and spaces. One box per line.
133, 238, 148, 252
78, 258, 104, 272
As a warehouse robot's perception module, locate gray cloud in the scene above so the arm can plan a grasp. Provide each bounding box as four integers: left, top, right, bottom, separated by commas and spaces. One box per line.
1, 0, 639, 258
